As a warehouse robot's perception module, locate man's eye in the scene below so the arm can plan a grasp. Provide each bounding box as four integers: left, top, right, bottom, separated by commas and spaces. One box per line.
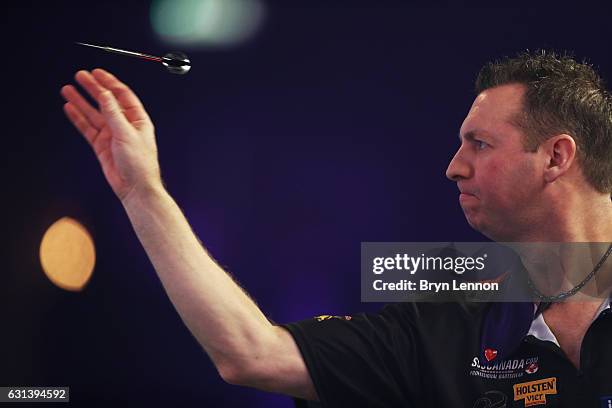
475, 140, 488, 150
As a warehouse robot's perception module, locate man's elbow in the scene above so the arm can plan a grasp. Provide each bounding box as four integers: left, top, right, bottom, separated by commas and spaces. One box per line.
218, 362, 258, 386
217, 355, 319, 402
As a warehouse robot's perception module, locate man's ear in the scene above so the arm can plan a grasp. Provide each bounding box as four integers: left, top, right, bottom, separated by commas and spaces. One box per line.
541, 134, 577, 184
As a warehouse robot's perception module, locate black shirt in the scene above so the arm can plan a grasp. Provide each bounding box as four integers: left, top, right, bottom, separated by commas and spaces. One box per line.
281, 298, 612, 407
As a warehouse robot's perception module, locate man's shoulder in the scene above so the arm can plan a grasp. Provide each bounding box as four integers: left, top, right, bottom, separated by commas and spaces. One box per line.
380, 301, 489, 332
382, 300, 488, 317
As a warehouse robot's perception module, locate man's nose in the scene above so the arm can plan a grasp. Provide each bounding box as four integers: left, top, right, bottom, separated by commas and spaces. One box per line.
445, 148, 472, 181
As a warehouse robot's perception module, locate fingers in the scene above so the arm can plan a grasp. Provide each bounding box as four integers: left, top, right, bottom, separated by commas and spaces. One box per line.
95, 87, 133, 136
62, 101, 101, 147
68, 69, 151, 125
91, 68, 152, 124
61, 69, 146, 138
60, 84, 105, 130
60, 71, 108, 144
73, 70, 108, 105
61, 69, 154, 149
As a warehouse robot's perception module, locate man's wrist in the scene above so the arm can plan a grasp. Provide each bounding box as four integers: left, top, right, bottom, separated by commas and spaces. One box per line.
121, 181, 168, 210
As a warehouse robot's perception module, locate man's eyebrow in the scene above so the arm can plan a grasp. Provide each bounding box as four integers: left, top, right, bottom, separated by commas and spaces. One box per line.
458, 130, 480, 142
458, 129, 494, 142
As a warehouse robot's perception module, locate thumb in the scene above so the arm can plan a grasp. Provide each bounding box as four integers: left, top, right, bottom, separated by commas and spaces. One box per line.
99, 90, 131, 135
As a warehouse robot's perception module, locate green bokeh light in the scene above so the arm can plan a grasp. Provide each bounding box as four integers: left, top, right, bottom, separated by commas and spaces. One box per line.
150, 0, 265, 48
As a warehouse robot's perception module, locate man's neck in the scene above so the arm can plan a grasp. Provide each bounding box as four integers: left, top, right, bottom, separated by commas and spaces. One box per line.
518, 192, 612, 243
519, 242, 612, 299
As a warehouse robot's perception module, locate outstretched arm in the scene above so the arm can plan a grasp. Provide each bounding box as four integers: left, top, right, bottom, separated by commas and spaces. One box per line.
60, 69, 317, 401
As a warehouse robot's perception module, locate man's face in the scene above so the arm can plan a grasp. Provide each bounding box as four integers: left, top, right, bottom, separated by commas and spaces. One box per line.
446, 84, 544, 241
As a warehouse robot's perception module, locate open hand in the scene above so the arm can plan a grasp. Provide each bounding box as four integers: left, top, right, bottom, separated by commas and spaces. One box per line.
61, 69, 162, 202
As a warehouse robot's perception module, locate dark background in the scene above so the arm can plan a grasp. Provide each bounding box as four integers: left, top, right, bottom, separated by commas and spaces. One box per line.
2, 2, 611, 406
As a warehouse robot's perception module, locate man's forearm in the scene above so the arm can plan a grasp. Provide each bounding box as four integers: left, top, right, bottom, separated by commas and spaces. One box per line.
121, 184, 275, 378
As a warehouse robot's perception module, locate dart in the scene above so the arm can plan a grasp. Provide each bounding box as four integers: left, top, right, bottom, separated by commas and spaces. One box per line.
75, 42, 191, 74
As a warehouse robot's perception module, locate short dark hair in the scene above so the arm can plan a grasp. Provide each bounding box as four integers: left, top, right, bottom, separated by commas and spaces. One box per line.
475, 50, 612, 194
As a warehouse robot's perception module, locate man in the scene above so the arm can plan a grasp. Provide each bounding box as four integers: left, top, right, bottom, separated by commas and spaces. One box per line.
61, 50, 612, 407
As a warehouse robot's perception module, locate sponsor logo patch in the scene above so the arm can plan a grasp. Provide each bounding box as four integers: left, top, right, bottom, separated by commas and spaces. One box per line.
470, 356, 539, 380
314, 315, 352, 322
513, 377, 557, 407
472, 390, 508, 408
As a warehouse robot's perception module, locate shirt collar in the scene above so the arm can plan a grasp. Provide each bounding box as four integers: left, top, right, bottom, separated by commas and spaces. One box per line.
527, 296, 612, 345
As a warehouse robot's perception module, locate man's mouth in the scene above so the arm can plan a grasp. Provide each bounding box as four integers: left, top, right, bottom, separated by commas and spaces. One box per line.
459, 192, 477, 202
